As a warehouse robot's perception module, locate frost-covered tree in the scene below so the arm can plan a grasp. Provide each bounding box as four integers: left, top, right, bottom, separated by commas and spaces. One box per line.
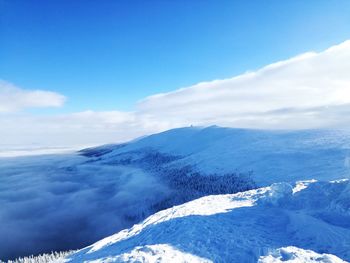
1, 251, 74, 263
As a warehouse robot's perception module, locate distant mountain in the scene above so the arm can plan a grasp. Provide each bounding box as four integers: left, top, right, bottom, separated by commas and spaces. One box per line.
82, 126, 350, 185
67, 179, 350, 262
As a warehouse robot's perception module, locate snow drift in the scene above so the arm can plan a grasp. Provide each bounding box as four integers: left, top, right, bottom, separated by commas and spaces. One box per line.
67, 179, 350, 262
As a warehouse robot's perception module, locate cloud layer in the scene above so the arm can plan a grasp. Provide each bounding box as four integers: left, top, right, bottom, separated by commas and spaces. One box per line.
138, 40, 350, 129
0, 111, 167, 151
1, 40, 350, 149
0, 154, 169, 260
0, 80, 66, 112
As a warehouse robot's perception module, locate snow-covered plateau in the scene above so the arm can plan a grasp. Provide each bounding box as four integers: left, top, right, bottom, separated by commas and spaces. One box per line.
1, 126, 350, 262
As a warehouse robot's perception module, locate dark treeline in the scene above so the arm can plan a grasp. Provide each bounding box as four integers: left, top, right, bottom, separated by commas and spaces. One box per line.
109, 149, 257, 222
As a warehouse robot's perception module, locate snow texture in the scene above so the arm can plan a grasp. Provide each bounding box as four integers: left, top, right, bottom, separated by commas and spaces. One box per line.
259, 246, 346, 263
67, 179, 350, 262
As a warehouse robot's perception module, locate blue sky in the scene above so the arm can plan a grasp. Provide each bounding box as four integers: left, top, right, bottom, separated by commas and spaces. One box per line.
1, 0, 350, 113
1, 1, 350, 150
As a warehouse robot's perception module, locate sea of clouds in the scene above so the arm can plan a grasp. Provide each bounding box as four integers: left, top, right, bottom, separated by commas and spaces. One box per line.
0, 153, 168, 260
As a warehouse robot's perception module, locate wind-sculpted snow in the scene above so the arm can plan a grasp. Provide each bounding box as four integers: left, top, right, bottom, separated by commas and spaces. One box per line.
2, 126, 350, 260
258, 246, 346, 263
67, 179, 350, 263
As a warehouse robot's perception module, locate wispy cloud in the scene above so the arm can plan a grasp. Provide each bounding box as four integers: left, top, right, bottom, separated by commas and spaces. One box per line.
0, 80, 66, 112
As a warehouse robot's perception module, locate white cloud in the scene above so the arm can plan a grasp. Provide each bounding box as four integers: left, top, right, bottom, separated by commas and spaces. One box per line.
0, 80, 66, 112
138, 40, 350, 129
2, 40, 350, 151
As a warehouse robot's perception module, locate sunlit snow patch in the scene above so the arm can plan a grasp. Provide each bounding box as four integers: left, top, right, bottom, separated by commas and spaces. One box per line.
87, 187, 268, 253
292, 179, 318, 193
259, 246, 346, 263
87, 244, 211, 263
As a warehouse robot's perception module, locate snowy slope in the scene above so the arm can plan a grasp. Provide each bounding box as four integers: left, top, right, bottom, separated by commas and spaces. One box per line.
88, 126, 350, 185
67, 179, 350, 263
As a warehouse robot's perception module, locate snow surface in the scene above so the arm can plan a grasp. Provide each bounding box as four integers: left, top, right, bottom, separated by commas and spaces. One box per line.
259, 246, 346, 263
95, 126, 350, 185
67, 179, 350, 262
84, 244, 211, 263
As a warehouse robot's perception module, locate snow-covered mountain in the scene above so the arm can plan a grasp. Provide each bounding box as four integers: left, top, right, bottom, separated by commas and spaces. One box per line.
82, 126, 350, 185
66, 179, 350, 262
1, 126, 350, 261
